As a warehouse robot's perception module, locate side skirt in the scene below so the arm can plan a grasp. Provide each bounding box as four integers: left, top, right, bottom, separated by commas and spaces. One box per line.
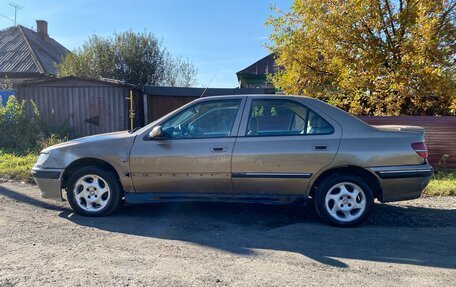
124, 192, 309, 205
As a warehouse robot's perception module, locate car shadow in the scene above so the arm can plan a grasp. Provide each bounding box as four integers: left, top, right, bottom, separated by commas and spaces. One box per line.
1, 185, 455, 270
60, 201, 456, 270
0, 184, 67, 212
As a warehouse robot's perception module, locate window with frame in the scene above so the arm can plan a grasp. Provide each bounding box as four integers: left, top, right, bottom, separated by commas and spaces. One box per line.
246, 99, 334, 136
161, 100, 241, 139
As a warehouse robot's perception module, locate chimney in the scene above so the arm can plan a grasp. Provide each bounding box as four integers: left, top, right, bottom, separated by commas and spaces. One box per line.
36, 20, 49, 42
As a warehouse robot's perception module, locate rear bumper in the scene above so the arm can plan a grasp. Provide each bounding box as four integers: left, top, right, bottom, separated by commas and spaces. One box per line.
369, 164, 433, 202
31, 167, 64, 200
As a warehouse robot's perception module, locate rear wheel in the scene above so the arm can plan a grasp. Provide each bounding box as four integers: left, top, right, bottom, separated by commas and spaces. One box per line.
67, 166, 123, 216
314, 175, 374, 227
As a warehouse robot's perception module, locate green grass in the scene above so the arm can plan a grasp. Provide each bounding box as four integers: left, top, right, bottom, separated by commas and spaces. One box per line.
0, 150, 455, 196
423, 169, 456, 197
0, 150, 37, 183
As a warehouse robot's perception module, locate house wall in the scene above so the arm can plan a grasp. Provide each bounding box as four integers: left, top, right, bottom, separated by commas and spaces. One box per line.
360, 116, 456, 167
238, 74, 274, 89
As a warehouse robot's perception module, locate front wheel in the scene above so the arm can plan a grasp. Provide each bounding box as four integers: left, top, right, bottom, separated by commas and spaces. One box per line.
67, 166, 123, 216
314, 175, 374, 227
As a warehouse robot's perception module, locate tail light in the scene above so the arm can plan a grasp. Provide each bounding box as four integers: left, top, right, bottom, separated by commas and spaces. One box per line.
411, 142, 428, 159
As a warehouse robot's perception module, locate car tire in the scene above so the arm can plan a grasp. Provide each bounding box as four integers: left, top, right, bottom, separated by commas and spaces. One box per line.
314, 174, 374, 227
67, 166, 123, 216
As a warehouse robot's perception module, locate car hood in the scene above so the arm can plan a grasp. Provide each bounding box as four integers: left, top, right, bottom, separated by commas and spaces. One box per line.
42, 131, 134, 153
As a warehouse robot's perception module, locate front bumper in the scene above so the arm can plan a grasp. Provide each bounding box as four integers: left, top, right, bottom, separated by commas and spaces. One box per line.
31, 167, 64, 200
369, 164, 433, 202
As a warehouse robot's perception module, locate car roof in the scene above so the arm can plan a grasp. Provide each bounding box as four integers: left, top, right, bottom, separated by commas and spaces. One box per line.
201, 94, 308, 99
199, 94, 316, 103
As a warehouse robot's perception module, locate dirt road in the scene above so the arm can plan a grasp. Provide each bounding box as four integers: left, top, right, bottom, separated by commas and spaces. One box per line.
0, 181, 455, 286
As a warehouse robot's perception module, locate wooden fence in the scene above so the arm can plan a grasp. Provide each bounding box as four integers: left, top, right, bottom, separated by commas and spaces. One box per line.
359, 116, 456, 168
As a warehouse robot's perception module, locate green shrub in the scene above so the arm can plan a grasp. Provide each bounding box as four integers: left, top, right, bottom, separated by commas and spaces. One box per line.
0, 96, 39, 151
37, 133, 67, 150
0, 96, 68, 154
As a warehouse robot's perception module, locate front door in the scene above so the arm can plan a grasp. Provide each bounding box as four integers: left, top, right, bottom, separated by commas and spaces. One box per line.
129, 98, 245, 194
231, 97, 341, 195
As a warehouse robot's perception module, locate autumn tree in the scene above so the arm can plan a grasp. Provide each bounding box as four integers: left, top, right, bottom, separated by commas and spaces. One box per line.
58, 31, 197, 87
267, 0, 456, 115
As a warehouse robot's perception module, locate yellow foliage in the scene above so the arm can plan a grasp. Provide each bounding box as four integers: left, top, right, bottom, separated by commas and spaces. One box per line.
267, 0, 456, 115
451, 96, 456, 115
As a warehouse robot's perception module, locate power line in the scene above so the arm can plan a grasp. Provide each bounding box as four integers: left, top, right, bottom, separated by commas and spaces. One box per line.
0, 12, 15, 22
0, 12, 29, 28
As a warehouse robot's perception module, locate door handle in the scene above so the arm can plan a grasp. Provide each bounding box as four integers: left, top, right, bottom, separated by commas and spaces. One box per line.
312, 145, 328, 151
211, 147, 226, 153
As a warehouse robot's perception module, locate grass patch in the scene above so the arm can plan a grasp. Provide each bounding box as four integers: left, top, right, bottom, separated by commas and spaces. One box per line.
424, 169, 456, 197
0, 150, 37, 183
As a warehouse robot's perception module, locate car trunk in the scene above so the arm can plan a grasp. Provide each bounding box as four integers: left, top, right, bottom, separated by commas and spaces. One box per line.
372, 125, 425, 133
372, 125, 428, 164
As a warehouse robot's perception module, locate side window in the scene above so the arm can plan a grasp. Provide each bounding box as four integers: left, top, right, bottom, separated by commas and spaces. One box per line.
246, 99, 333, 136
307, 110, 334, 135
161, 100, 241, 139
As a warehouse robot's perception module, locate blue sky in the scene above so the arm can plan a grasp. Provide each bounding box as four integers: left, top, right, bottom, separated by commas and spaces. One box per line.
0, 0, 293, 87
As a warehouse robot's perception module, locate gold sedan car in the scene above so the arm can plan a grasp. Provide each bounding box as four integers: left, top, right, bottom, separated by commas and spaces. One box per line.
32, 95, 432, 226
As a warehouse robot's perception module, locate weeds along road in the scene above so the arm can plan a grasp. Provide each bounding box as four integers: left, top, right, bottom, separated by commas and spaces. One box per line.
0, 182, 455, 286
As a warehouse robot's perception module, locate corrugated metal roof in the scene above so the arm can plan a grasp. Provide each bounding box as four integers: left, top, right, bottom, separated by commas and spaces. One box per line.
0, 25, 69, 75
19, 75, 141, 90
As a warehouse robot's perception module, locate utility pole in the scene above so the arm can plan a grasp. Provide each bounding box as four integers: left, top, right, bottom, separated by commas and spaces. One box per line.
9, 2, 24, 26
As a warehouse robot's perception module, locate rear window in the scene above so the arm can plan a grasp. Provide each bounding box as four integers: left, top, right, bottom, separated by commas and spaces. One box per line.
246, 99, 334, 136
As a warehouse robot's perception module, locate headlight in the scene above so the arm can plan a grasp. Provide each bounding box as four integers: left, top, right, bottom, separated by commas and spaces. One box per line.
36, 153, 50, 166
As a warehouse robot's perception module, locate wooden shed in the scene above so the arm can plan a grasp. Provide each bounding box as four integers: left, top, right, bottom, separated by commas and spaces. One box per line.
16, 76, 143, 138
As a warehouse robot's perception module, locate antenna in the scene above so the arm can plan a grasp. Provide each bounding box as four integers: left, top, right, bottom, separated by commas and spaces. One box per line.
9, 2, 24, 26
200, 68, 220, 97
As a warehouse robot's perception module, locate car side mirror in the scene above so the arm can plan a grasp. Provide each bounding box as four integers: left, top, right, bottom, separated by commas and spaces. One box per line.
149, 126, 164, 139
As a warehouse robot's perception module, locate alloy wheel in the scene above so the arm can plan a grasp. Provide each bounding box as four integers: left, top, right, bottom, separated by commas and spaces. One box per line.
73, 174, 111, 212
324, 182, 367, 223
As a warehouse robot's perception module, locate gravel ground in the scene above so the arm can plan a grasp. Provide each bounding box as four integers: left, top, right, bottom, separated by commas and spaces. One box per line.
0, 181, 455, 287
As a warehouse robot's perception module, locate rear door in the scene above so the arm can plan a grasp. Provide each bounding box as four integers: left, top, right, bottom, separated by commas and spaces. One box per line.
231, 97, 342, 195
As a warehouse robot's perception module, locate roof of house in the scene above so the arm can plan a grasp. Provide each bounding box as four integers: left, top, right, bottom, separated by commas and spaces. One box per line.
236, 53, 279, 78
0, 25, 70, 76
18, 75, 141, 90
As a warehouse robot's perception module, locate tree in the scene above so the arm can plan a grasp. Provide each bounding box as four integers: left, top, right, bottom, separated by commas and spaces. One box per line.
58, 31, 197, 87
267, 0, 456, 116
163, 57, 198, 87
